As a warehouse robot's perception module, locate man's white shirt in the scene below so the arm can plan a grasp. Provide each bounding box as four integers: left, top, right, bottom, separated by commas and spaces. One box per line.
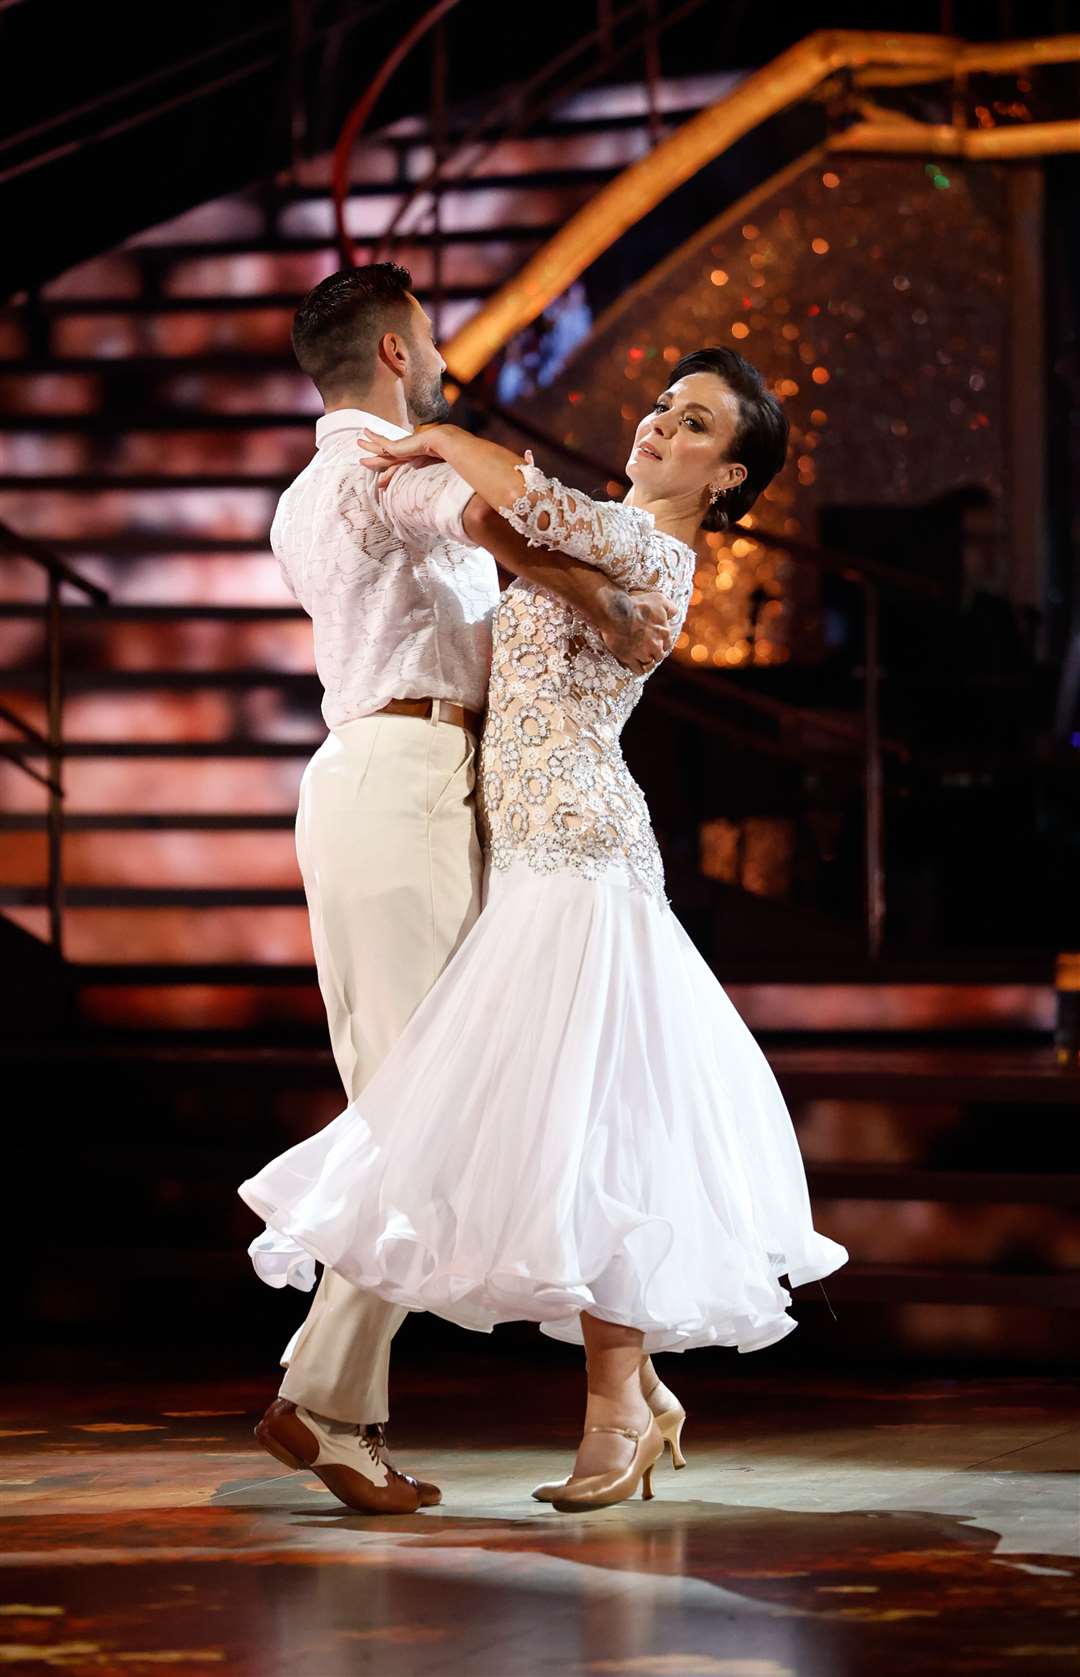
271, 408, 500, 726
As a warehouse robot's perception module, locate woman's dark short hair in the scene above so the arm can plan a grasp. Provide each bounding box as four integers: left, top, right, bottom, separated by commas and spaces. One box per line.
667, 347, 790, 531
291, 262, 414, 396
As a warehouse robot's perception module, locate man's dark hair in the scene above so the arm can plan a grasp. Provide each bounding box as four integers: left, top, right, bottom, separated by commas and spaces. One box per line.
667, 347, 790, 531
291, 263, 414, 397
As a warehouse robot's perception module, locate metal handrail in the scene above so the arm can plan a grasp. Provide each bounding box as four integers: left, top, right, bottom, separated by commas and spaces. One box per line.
738, 520, 945, 602
0, 0, 394, 193
367, 0, 712, 263
0, 20, 281, 164
0, 520, 110, 600
669, 659, 910, 762
332, 0, 462, 266
0, 521, 109, 955
331, 0, 710, 269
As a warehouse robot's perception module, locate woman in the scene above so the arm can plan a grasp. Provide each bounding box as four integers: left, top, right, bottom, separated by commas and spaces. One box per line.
240, 347, 847, 1512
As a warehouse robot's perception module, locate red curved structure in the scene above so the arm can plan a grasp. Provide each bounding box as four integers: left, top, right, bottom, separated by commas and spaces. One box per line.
331, 0, 462, 267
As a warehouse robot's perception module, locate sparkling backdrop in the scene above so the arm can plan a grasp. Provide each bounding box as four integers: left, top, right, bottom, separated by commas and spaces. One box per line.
513, 156, 1009, 668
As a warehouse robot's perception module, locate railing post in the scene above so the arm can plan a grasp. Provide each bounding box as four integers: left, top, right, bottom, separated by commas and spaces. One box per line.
863, 582, 884, 961
597, 0, 613, 66
430, 17, 448, 339
644, 0, 662, 148
45, 569, 65, 957
288, 0, 310, 179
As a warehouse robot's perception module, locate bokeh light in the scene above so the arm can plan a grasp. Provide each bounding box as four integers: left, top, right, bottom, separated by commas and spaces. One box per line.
508, 156, 1006, 669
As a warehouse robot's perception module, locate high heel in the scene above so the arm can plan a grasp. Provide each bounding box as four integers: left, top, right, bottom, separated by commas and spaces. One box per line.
654, 1402, 688, 1469
551, 1419, 664, 1513
531, 1381, 687, 1501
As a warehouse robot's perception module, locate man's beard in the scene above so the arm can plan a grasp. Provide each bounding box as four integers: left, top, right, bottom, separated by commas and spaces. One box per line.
407, 371, 452, 426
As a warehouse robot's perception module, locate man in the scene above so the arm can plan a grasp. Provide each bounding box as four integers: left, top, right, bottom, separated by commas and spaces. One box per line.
251, 264, 674, 1514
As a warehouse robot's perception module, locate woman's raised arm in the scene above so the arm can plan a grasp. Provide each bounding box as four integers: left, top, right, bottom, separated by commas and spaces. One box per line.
358, 424, 527, 521
358, 425, 661, 592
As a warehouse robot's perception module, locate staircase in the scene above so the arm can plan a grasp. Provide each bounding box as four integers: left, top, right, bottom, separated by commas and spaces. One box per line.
0, 76, 742, 1030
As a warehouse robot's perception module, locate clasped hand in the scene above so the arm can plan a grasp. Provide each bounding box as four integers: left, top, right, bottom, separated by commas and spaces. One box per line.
357, 425, 445, 489
604, 592, 679, 676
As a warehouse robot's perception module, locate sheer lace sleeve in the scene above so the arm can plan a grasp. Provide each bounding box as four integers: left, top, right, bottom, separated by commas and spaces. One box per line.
499, 460, 686, 599
376, 459, 475, 548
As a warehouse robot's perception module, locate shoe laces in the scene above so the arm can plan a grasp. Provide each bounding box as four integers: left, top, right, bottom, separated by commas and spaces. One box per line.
358, 1428, 384, 1469
364, 1423, 388, 1455
361, 1423, 408, 1481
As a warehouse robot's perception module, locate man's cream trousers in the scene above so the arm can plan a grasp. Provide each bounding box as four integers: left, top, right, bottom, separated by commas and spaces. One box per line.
278, 710, 483, 1424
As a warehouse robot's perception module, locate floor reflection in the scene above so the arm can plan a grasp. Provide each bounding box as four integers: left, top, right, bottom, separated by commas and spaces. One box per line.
2, 1370, 1079, 1676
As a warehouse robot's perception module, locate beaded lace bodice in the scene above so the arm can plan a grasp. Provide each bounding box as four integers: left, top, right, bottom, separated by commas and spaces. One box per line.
480, 464, 695, 899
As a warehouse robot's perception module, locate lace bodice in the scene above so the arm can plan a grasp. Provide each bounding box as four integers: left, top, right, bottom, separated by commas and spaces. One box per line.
479, 464, 695, 899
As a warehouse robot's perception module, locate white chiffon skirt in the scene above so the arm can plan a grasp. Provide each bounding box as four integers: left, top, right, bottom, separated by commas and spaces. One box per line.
240, 864, 848, 1354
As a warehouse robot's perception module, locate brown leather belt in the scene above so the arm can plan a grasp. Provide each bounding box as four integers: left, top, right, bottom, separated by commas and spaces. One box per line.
377, 696, 484, 736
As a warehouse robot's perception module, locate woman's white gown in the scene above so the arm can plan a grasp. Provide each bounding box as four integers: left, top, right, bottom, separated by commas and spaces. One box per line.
240, 467, 848, 1354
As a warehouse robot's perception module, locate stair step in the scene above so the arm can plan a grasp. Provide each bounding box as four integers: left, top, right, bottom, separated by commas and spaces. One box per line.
5, 1037, 1063, 1067
2, 739, 319, 757
725, 980, 1053, 1035
367, 107, 714, 152
0, 605, 305, 621
0, 812, 296, 832
364, 103, 720, 147
7, 1033, 1069, 1115
4, 827, 299, 888
43, 537, 272, 555
60, 959, 1054, 986
1, 668, 316, 692
5, 355, 310, 375
126, 226, 552, 263
0, 414, 315, 433
820, 1266, 1080, 1308
268, 165, 620, 198
34, 1135, 1080, 1207
4, 472, 292, 490
70, 964, 319, 987
805, 1165, 1080, 1205
25, 1247, 1080, 1306
1, 1039, 334, 1075
5, 447, 306, 486
2, 886, 306, 907
773, 1044, 1066, 1100
10, 288, 490, 318
38, 539, 270, 560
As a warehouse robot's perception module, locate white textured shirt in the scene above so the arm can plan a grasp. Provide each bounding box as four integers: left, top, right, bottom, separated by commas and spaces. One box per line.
271, 408, 501, 727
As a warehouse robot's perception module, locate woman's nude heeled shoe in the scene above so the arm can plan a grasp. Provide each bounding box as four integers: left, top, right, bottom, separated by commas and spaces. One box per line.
531, 1384, 687, 1501
550, 1419, 664, 1513
653, 1400, 688, 1470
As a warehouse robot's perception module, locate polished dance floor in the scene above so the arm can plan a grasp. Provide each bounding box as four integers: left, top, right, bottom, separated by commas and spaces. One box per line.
2, 1362, 1078, 1676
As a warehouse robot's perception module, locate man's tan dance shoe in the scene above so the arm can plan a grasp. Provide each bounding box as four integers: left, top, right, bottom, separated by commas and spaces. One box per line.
255, 1399, 441, 1513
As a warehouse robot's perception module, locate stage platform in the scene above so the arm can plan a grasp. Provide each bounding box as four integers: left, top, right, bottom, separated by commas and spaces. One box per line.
3, 1363, 1078, 1676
